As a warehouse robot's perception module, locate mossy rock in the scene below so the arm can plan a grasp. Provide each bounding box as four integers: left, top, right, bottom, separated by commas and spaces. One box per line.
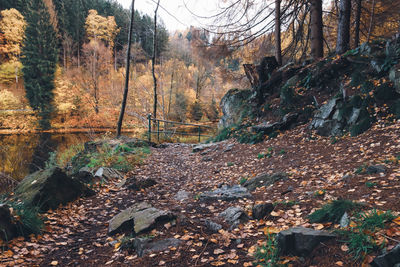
14, 167, 90, 212
374, 83, 399, 101
350, 116, 374, 136
390, 99, 400, 119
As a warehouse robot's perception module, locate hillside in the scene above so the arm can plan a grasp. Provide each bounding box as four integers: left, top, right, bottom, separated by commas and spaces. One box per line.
0, 120, 399, 266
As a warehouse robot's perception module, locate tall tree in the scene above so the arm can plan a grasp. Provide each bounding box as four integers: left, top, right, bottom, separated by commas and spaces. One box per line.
336, 0, 352, 54
310, 0, 324, 59
354, 0, 362, 48
274, 0, 282, 65
21, 0, 58, 129
152, 0, 160, 124
116, 0, 135, 137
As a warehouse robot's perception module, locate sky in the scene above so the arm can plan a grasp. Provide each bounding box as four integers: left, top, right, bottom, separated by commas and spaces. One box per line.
117, 0, 218, 32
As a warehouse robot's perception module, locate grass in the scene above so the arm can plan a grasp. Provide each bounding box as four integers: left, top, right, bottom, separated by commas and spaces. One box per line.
365, 182, 377, 188
273, 200, 298, 207
239, 177, 248, 185
337, 209, 395, 260
308, 200, 362, 224
254, 233, 284, 267
354, 164, 367, 174
71, 142, 151, 173
355, 209, 395, 232
226, 162, 234, 167
0, 198, 43, 238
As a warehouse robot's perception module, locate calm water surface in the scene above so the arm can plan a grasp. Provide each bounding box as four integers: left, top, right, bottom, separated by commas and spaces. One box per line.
0, 132, 115, 184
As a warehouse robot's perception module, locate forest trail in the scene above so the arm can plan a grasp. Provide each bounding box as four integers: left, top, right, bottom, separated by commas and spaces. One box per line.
2, 123, 400, 266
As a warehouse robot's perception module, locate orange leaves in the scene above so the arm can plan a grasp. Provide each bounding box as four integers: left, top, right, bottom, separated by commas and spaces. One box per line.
393, 216, 400, 226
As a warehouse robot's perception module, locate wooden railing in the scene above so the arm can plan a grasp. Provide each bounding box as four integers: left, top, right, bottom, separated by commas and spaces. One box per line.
147, 114, 216, 143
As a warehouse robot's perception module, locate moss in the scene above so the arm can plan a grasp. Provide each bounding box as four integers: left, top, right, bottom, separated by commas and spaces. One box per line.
390, 99, 400, 118
374, 83, 398, 101
350, 117, 373, 136
308, 200, 362, 224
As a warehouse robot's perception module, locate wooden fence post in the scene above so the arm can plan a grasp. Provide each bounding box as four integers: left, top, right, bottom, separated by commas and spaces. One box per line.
148, 114, 151, 142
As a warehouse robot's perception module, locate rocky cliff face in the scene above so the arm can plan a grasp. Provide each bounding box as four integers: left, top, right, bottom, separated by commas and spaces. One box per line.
218, 34, 400, 141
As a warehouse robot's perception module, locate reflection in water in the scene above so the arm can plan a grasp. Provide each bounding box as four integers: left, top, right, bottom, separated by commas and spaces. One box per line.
29, 133, 58, 173
0, 133, 99, 183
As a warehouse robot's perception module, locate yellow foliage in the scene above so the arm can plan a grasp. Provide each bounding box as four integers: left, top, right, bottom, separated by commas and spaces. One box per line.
85, 10, 119, 49
0, 8, 26, 60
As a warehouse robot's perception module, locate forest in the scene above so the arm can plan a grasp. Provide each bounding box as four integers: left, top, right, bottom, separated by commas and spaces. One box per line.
1, 0, 400, 266
0, 0, 397, 132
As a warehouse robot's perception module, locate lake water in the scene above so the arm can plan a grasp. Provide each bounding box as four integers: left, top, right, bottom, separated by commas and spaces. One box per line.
0, 131, 117, 192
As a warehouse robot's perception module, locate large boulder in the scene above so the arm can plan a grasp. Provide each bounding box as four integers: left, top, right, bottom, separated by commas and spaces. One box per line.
219, 207, 249, 228
310, 96, 374, 136
372, 243, 400, 267
14, 167, 90, 212
108, 202, 176, 236
199, 185, 252, 201
218, 89, 252, 129
0, 204, 17, 241
389, 63, 400, 94
243, 172, 287, 192
276, 227, 336, 257
252, 113, 298, 134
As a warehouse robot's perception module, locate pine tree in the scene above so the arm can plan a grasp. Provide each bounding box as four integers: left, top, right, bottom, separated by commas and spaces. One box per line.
21, 0, 58, 129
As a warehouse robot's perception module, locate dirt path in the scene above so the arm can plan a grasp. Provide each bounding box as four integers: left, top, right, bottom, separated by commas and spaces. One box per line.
2, 123, 400, 266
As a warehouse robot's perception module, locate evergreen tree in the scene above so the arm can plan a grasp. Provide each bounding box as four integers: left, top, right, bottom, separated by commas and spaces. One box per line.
22, 0, 58, 129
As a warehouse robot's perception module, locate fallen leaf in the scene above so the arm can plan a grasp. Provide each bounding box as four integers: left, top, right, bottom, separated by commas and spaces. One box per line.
214, 248, 224, 255
50, 261, 58, 266
211, 261, 225, 266
335, 261, 343, 266
341, 245, 349, 252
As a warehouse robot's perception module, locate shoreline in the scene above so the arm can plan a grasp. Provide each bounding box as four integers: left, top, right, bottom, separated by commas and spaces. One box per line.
0, 127, 144, 136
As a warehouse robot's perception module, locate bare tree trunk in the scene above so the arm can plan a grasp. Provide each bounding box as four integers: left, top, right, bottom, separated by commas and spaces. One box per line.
367, 0, 376, 42
354, 0, 362, 48
310, 0, 324, 59
116, 0, 135, 137
152, 0, 160, 128
336, 0, 352, 54
167, 70, 174, 118
274, 0, 282, 66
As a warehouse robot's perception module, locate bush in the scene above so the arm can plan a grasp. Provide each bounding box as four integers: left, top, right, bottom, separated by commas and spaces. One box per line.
189, 100, 203, 121
205, 98, 219, 122
0, 61, 22, 84
0, 89, 21, 109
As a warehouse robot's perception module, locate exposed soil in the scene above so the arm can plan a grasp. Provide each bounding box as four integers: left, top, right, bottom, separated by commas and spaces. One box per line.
1, 121, 400, 267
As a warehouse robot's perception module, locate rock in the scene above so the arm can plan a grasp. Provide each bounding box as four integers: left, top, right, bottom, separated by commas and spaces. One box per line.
204, 220, 222, 233
371, 244, 400, 267
94, 167, 123, 180
14, 167, 89, 212
252, 203, 274, 220
0, 204, 17, 241
202, 156, 213, 162
126, 177, 157, 191
199, 185, 252, 201
242, 172, 287, 192
193, 143, 216, 153
218, 88, 252, 129
340, 212, 350, 228
219, 207, 248, 228
132, 238, 182, 257
252, 113, 299, 135
366, 165, 387, 174
276, 227, 336, 257
389, 64, 400, 94
174, 190, 191, 201
320, 98, 338, 119
223, 144, 234, 152
74, 166, 93, 183
108, 202, 175, 236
